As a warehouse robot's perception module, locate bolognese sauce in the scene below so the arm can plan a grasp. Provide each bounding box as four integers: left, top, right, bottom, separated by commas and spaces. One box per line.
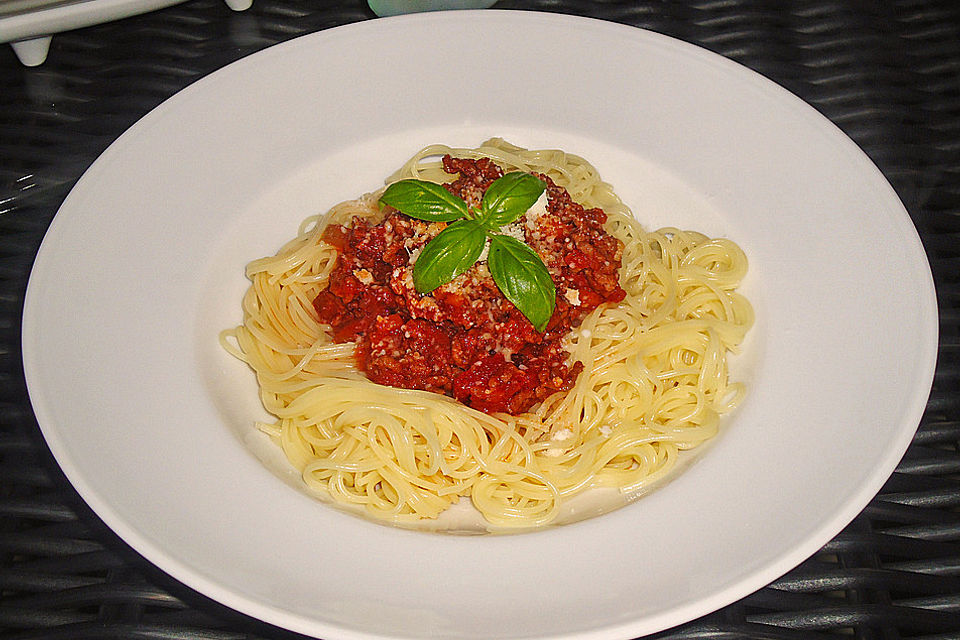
312, 155, 626, 415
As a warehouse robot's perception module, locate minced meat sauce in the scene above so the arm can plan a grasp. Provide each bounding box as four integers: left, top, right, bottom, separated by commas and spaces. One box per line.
312, 155, 626, 415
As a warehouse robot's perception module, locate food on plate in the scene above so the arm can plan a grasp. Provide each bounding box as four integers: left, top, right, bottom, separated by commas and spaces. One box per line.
221, 138, 753, 527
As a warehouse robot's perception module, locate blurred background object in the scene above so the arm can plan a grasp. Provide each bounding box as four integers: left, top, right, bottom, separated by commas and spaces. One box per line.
0, 0, 252, 66
367, 0, 496, 17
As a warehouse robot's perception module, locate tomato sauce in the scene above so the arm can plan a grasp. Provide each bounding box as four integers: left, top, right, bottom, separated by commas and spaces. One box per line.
313, 156, 626, 415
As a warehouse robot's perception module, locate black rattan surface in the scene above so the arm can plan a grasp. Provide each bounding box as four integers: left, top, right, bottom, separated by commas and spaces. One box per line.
2, 1, 959, 639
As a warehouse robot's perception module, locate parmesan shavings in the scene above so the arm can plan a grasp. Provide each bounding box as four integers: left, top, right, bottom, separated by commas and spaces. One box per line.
525, 190, 549, 228
353, 268, 374, 285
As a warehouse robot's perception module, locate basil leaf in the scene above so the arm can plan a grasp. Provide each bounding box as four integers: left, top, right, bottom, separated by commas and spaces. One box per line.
413, 219, 488, 293
478, 172, 546, 228
379, 179, 469, 222
487, 235, 556, 332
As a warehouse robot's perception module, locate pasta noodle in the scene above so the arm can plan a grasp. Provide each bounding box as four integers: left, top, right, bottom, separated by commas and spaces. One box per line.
221, 139, 753, 528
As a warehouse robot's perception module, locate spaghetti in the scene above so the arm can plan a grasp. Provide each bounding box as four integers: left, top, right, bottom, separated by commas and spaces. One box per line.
221, 139, 754, 528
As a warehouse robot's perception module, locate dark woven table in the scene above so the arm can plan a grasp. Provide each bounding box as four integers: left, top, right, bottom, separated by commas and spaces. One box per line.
1, 1, 958, 638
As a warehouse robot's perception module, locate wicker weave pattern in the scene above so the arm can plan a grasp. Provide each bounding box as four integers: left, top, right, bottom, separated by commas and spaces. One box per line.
1, 1, 959, 638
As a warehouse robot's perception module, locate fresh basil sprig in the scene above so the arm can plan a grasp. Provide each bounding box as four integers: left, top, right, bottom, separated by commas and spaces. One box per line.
487, 235, 556, 332
478, 171, 545, 228
379, 171, 554, 331
376, 179, 468, 222
412, 219, 487, 293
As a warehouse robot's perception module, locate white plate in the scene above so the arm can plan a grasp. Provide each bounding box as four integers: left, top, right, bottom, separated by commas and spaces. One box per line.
22, 10, 938, 640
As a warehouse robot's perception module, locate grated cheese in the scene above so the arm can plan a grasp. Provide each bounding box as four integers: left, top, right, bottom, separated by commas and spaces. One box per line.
353, 268, 374, 285
499, 221, 525, 242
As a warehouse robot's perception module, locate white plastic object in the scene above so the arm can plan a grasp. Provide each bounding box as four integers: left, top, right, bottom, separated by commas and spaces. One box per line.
2, 0, 252, 66
9, 35, 50, 66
